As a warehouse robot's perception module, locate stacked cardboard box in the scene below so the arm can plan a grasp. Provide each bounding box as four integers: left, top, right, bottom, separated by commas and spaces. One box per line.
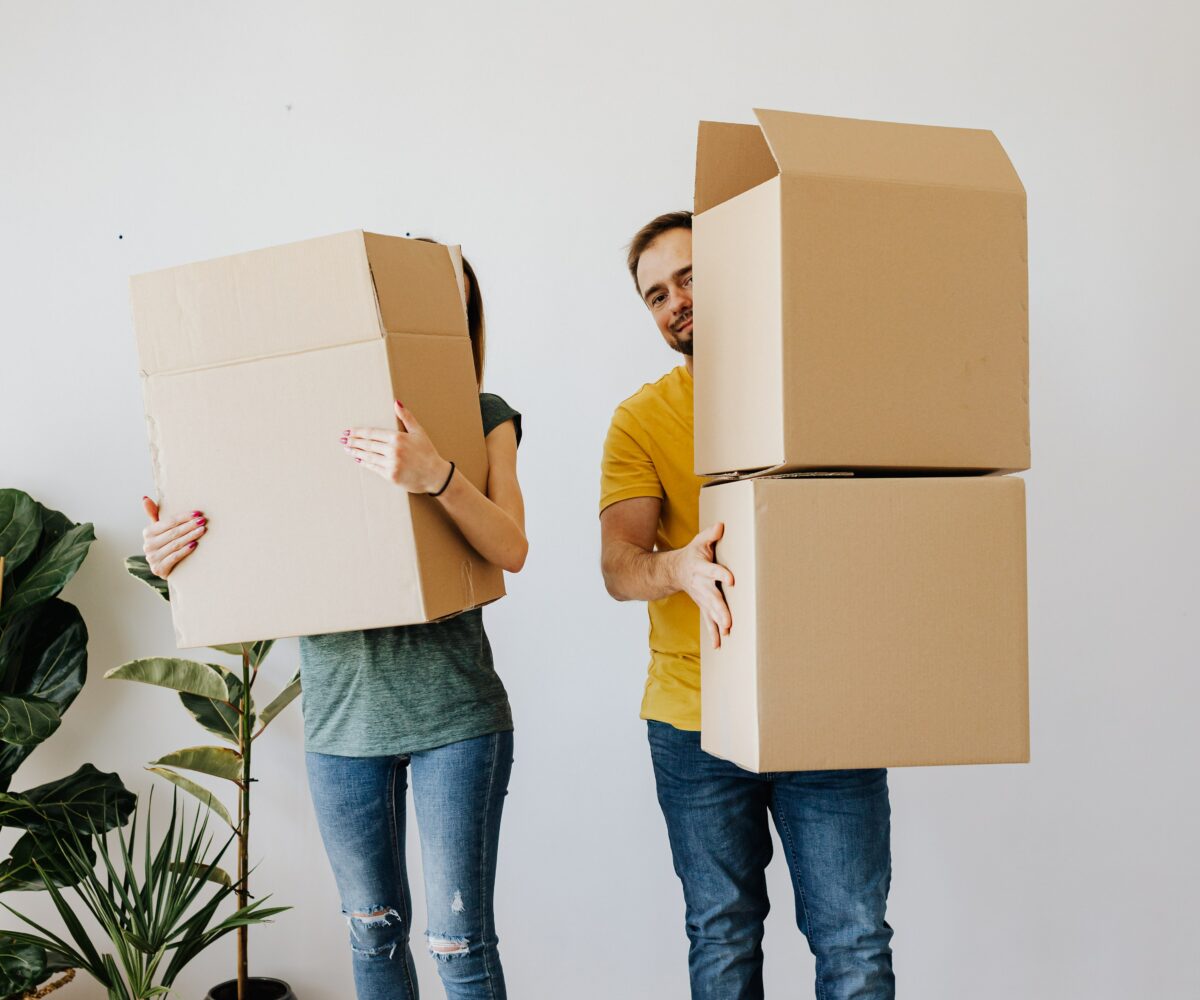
694, 110, 1030, 772
130, 231, 505, 648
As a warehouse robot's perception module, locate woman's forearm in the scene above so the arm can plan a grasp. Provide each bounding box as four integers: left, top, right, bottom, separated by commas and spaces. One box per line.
434, 463, 528, 573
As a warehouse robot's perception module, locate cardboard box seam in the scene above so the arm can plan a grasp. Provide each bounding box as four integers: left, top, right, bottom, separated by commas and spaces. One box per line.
140, 329, 465, 379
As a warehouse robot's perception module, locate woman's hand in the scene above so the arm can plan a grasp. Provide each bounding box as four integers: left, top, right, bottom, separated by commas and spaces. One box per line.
341, 401, 452, 494
141, 497, 207, 580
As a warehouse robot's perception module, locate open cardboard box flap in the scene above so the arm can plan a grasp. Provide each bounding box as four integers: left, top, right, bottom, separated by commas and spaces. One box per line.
696, 108, 1024, 215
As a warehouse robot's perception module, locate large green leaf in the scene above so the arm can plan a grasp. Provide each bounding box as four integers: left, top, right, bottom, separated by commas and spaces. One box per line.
1, 599, 88, 708
0, 826, 97, 892
1, 496, 76, 599
0, 935, 73, 999
0, 934, 47, 997
178, 663, 254, 745
0, 491, 40, 580
105, 658, 230, 702
125, 554, 169, 602
106, 658, 254, 744
0, 693, 61, 746
151, 747, 243, 783
145, 767, 232, 829
0, 764, 135, 833
27, 505, 73, 558
257, 670, 301, 733
0, 599, 88, 790
0, 523, 95, 624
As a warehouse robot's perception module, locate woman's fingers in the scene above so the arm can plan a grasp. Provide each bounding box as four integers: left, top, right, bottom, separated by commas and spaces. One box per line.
144, 509, 200, 537
138, 503, 206, 580
155, 535, 200, 577
147, 520, 207, 560
145, 512, 206, 548
147, 521, 207, 578
344, 438, 395, 460
343, 427, 395, 445
352, 452, 394, 479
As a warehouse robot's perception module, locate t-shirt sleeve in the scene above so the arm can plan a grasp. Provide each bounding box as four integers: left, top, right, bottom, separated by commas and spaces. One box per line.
479, 393, 522, 446
600, 406, 664, 515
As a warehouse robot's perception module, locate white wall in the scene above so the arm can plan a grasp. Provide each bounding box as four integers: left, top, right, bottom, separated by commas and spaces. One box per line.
2, 1, 1197, 997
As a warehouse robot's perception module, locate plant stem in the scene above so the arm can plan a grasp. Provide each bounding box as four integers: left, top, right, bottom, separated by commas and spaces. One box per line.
238, 644, 251, 1000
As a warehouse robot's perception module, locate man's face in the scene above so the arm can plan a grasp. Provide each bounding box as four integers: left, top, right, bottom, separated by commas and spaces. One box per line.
636, 228, 693, 357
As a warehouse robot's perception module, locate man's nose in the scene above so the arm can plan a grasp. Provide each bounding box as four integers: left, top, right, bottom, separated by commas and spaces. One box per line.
669, 287, 692, 316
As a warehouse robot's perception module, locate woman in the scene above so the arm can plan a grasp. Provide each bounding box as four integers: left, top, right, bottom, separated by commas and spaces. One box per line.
141, 247, 526, 1000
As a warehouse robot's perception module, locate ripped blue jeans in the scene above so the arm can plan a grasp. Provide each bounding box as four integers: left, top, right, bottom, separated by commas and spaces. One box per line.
306, 731, 513, 1000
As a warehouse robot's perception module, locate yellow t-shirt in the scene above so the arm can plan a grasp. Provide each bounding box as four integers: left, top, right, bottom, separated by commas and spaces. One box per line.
600, 365, 703, 730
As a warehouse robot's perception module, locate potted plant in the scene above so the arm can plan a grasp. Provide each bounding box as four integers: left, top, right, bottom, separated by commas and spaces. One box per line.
1, 791, 286, 1000
0, 490, 137, 999
108, 557, 301, 1000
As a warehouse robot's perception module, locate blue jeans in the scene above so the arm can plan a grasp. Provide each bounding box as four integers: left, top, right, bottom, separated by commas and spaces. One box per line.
306, 731, 513, 1000
648, 721, 894, 1000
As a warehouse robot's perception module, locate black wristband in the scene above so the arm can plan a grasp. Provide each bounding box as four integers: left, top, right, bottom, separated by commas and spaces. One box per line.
429, 461, 456, 497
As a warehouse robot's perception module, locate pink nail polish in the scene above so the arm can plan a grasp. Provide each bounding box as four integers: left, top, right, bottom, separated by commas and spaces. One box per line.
355, 457, 362, 464
191, 510, 203, 516
188, 541, 198, 549
339, 437, 348, 444
195, 518, 207, 526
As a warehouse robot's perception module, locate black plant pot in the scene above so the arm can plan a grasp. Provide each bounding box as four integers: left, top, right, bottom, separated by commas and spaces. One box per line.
205, 978, 296, 1000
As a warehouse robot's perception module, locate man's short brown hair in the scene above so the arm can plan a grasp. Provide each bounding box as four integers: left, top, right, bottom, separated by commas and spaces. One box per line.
626, 211, 693, 295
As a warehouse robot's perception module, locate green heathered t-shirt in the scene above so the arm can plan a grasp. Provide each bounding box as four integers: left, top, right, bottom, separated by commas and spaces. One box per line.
298, 393, 521, 757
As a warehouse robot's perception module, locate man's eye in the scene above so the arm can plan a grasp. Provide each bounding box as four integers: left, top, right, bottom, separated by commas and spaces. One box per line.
652, 295, 666, 307
683, 275, 693, 287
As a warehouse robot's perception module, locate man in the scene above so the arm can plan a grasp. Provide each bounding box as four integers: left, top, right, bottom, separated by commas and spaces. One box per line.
599, 211, 895, 999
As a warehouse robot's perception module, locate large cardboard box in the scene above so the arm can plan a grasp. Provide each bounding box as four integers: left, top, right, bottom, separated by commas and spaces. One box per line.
131, 231, 504, 648
693, 109, 1030, 477
700, 475, 1028, 772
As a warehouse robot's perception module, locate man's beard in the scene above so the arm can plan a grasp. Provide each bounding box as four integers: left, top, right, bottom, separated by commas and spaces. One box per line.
669, 311, 693, 356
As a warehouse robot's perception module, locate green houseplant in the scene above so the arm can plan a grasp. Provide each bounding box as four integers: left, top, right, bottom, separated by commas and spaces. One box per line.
108, 557, 300, 1000
0, 791, 286, 1000
0, 490, 136, 998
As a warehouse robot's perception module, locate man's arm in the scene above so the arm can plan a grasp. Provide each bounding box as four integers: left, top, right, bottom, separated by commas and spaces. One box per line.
600, 497, 734, 649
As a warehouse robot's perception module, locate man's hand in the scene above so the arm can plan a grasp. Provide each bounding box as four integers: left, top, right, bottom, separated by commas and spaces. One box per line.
342, 401, 452, 494
601, 497, 734, 650
670, 522, 734, 649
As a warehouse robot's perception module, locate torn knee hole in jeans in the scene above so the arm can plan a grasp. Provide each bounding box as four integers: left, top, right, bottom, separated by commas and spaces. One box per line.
427, 933, 470, 959
347, 905, 403, 927
345, 905, 405, 959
